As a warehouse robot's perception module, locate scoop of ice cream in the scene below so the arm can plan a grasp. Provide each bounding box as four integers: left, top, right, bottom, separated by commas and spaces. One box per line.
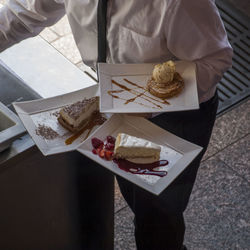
152, 61, 176, 84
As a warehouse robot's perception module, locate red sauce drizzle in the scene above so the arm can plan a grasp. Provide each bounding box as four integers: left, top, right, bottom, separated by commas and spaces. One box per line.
113, 159, 168, 177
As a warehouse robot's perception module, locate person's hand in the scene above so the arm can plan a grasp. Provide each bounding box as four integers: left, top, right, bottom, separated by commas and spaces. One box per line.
126, 113, 152, 119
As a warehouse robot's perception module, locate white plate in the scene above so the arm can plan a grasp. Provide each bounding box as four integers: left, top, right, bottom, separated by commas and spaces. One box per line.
77, 114, 202, 195
98, 61, 199, 113
13, 84, 109, 156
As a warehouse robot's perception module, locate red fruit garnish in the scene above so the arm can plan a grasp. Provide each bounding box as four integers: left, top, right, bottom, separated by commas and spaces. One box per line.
92, 148, 97, 154
91, 137, 104, 149
107, 135, 116, 144
105, 151, 114, 161
91, 136, 116, 160
98, 149, 105, 158
105, 142, 115, 151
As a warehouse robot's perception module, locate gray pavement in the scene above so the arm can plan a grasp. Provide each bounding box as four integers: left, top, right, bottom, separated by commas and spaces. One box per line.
0, 0, 249, 249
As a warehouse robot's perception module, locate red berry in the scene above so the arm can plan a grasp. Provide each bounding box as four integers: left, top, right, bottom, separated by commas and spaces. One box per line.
105, 142, 115, 151
91, 137, 104, 149
98, 149, 105, 158
107, 135, 116, 144
105, 151, 114, 161
92, 149, 97, 154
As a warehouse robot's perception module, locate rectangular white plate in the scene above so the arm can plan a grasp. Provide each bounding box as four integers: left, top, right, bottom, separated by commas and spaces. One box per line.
77, 114, 202, 195
13, 84, 109, 156
98, 61, 199, 113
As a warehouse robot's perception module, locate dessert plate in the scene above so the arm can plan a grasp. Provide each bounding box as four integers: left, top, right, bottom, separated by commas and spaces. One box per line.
98, 61, 199, 113
77, 114, 202, 195
13, 84, 109, 156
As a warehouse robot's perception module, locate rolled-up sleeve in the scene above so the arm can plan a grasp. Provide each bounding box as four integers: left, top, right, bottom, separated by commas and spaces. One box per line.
166, 0, 233, 102
0, 0, 65, 52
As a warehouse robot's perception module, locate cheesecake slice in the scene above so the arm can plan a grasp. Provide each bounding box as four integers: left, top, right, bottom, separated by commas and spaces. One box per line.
114, 133, 161, 161
58, 96, 99, 132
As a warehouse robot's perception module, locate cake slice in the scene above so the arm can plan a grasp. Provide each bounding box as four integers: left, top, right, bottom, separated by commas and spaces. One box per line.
114, 133, 161, 161
58, 96, 99, 132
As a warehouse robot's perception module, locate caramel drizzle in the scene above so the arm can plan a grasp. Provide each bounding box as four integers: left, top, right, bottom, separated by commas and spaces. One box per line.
108, 87, 156, 109
65, 113, 106, 145
65, 124, 91, 145
125, 90, 147, 105
123, 79, 170, 105
111, 80, 161, 109
109, 78, 169, 109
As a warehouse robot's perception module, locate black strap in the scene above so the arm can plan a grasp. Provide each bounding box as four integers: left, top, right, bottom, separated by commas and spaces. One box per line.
97, 0, 108, 63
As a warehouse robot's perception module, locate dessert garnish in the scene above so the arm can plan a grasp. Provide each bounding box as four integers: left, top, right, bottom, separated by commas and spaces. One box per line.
91, 135, 115, 161
113, 158, 168, 177
108, 79, 169, 109
35, 124, 59, 140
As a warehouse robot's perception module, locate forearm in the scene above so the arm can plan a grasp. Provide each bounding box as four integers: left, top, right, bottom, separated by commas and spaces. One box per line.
0, 0, 65, 52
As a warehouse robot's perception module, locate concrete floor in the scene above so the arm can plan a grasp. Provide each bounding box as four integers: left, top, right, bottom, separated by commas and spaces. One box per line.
0, 0, 249, 249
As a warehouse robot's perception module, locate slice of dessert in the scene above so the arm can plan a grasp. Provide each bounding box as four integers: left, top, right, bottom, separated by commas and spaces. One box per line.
58, 96, 99, 132
114, 133, 161, 162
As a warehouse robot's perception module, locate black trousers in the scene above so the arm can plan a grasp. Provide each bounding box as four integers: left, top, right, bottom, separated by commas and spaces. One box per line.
76, 154, 114, 250
117, 92, 219, 250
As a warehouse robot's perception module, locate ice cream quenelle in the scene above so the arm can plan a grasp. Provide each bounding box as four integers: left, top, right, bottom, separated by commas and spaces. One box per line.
152, 60, 176, 85
147, 60, 184, 99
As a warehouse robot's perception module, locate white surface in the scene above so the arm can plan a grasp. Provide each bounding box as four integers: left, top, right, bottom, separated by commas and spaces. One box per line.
0, 36, 97, 98
77, 114, 203, 195
13, 85, 107, 156
98, 61, 199, 113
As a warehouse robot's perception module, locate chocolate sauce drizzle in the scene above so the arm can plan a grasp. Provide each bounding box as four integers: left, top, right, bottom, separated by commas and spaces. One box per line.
108, 78, 170, 109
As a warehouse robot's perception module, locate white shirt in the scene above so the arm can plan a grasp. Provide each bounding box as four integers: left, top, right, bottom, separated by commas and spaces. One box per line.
0, 0, 233, 103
